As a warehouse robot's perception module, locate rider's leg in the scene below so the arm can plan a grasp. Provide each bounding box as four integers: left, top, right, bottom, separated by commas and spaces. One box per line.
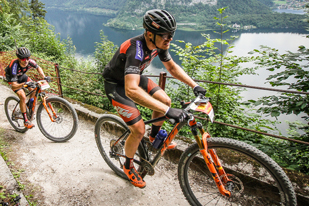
149, 89, 177, 149
16, 89, 34, 129
16, 89, 27, 114
104, 81, 147, 188
125, 119, 145, 158
123, 119, 146, 188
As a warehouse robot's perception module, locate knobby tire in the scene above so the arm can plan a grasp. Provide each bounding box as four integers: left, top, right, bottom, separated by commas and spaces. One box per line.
178, 137, 297, 206
36, 96, 78, 142
4, 96, 28, 133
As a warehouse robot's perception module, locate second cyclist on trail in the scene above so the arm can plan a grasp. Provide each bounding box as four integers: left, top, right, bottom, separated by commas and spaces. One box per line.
5, 47, 51, 129
103, 9, 206, 188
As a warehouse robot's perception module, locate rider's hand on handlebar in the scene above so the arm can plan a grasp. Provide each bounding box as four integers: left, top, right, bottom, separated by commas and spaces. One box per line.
193, 85, 206, 97
25, 81, 36, 88
165, 107, 186, 123
44, 76, 52, 82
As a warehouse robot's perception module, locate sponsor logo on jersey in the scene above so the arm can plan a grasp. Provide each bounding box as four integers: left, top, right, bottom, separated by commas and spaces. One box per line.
152, 22, 160, 29
115, 106, 133, 118
135, 40, 144, 61
12, 63, 18, 75
140, 50, 158, 73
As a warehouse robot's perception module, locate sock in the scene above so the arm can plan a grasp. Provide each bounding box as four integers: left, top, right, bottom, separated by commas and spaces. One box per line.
124, 156, 134, 169
23, 113, 28, 122
150, 125, 161, 138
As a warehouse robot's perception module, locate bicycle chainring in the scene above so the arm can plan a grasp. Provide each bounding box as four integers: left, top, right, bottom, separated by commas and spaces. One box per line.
141, 160, 155, 176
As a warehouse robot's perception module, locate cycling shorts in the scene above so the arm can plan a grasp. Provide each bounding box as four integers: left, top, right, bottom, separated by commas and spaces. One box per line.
104, 75, 161, 125
7, 74, 32, 93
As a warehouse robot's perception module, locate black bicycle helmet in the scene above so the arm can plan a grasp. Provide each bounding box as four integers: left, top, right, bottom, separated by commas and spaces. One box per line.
16, 47, 31, 59
143, 9, 177, 34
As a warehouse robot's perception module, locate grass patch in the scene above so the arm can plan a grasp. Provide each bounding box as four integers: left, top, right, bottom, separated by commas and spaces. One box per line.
0, 127, 41, 205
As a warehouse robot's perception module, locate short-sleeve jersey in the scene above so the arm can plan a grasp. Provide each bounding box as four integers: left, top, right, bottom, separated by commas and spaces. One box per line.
5, 59, 38, 82
103, 34, 171, 84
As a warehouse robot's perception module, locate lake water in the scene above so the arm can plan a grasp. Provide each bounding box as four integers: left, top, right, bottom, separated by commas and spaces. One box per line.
45, 9, 309, 135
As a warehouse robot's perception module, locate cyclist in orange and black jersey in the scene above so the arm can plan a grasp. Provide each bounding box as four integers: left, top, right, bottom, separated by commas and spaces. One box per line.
103, 34, 171, 84
5, 47, 50, 129
103, 9, 206, 189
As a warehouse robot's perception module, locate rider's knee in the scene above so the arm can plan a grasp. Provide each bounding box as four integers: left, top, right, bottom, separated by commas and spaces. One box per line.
130, 124, 145, 140
18, 94, 27, 102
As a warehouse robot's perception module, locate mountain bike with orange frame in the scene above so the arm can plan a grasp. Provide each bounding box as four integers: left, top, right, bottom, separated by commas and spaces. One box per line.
4, 79, 78, 142
94, 94, 297, 205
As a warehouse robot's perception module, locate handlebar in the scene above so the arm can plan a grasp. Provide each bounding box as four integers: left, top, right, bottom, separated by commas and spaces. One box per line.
168, 95, 211, 124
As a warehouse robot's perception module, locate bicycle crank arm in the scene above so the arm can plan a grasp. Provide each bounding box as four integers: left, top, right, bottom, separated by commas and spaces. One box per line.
115, 153, 155, 176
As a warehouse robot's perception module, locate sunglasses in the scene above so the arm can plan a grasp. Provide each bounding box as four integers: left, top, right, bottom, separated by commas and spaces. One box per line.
157, 32, 175, 40
20, 57, 30, 61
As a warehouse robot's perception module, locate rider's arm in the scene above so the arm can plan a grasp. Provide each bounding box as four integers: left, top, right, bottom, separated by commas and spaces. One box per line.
10, 81, 26, 91
36, 66, 46, 79
125, 74, 169, 114
162, 59, 198, 89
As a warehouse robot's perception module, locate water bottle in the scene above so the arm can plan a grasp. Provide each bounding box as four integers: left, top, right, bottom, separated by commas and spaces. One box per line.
152, 129, 167, 149
28, 98, 34, 111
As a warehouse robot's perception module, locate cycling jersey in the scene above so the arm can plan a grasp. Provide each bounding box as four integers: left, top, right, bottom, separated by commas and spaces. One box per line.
5, 59, 38, 83
103, 34, 171, 84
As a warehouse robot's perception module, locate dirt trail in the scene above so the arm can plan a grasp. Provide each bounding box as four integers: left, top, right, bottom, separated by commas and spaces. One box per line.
0, 82, 189, 206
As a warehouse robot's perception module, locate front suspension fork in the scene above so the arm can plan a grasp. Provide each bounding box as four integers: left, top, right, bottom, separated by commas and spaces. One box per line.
190, 121, 232, 197
40, 95, 58, 122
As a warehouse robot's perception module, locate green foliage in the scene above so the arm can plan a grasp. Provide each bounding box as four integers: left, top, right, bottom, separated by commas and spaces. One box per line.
248, 45, 309, 117
61, 31, 118, 111
0, 0, 73, 66
29, 0, 47, 19
245, 41, 309, 174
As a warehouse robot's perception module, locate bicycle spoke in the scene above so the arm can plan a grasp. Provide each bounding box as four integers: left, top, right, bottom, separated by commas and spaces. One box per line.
5, 96, 28, 133
37, 97, 78, 142
95, 115, 147, 180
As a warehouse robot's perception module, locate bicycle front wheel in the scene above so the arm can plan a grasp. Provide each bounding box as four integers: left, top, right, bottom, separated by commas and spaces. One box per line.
178, 137, 297, 206
95, 114, 147, 180
37, 97, 78, 142
4, 96, 28, 133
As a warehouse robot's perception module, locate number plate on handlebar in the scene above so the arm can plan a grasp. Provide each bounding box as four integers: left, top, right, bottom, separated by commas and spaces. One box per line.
191, 102, 215, 122
38, 80, 50, 90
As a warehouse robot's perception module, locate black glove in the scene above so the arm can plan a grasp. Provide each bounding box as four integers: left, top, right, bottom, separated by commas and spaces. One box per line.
44, 76, 51, 82
165, 107, 186, 123
193, 85, 206, 97
25, 81, 36, 88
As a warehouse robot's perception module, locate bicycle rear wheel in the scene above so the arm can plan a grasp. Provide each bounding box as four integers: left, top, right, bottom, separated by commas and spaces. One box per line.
4, 96, 28, 133
95, 114, 147, 180
36, 97, 78, 142
178, 137, 297, 206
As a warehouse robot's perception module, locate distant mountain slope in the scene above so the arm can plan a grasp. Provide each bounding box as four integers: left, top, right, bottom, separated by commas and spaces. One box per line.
40, 0, 306, 30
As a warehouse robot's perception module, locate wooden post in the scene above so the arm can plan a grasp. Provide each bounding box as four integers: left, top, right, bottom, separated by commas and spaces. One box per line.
159, 72, 167, 90
55, 63, 63, 97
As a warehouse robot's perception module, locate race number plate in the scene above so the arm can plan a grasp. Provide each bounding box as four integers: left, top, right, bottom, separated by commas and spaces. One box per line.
38, 80, 50, 90
192, 102, 215, 122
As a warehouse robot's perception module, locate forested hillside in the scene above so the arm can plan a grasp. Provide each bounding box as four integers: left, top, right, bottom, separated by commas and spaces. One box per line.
39, 0, 308, 30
